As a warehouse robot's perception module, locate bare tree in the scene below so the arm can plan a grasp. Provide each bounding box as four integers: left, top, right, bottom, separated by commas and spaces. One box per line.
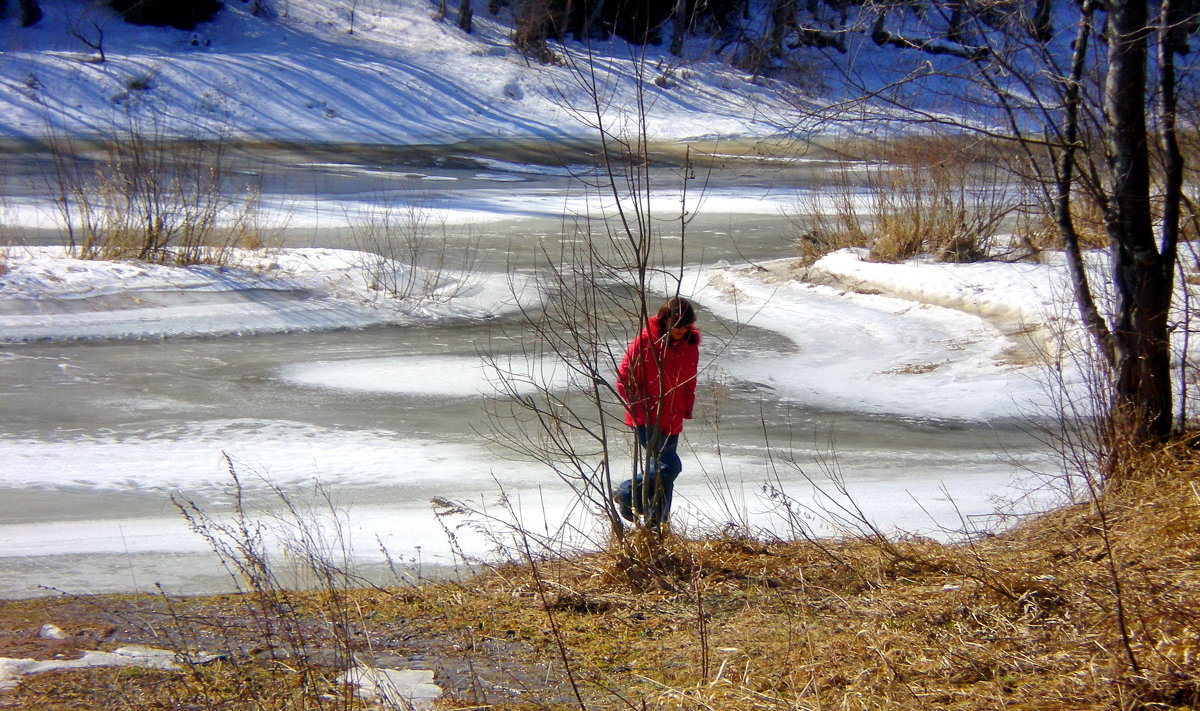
458, 0, 474, 33
69, 3, 108, 63
71, 21, 106, 63
798, 1, 1198, 457
484, 51, 703, 540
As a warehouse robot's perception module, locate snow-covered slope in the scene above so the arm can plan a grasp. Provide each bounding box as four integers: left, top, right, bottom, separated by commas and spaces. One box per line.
0, 0, 791, 144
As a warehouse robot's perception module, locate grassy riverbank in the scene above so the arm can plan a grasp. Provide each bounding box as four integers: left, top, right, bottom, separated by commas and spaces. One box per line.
2, 448, 1198, 710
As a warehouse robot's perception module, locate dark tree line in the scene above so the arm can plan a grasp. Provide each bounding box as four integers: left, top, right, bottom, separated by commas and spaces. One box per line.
498, 0, 1027, 64
109, 0, 223, 30
0, 0, 42, 26
3, 0, 224, 31
500, 0, 748, 57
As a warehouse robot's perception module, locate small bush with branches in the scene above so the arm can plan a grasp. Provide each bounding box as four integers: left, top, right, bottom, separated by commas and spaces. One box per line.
346, 194, 481, 304
46, 102, 266, 267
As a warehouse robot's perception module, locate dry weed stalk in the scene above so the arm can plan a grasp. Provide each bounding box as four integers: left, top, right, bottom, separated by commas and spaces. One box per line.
347, 194, 481, 303
161, 456, 384, 709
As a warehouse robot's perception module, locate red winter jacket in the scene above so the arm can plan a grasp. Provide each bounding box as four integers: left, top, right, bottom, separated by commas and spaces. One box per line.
617, 317, 700, 435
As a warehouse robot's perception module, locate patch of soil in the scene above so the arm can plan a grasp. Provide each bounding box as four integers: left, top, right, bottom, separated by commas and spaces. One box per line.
0, 592, 580, 708
0, 598, 120, 660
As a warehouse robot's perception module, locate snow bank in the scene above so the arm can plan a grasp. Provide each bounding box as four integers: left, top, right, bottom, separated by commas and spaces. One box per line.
687, 250, 1094, 421
812, 248, 1072, 326
0, 246, 516, 342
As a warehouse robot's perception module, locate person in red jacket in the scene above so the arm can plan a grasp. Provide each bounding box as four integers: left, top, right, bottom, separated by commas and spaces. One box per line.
614, 297, 701, 525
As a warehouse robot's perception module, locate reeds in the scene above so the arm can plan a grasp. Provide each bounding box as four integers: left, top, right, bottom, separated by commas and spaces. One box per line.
45, 104, 267, 267
795, 138, 1022, 265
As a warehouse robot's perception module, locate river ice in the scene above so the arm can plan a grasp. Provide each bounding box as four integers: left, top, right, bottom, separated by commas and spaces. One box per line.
0, 226, 1091, 598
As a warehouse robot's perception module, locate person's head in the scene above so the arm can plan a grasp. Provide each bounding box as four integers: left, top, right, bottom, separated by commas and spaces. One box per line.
656, 297, 696, 341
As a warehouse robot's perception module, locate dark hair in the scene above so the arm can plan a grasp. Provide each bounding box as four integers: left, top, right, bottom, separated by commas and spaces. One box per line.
656, 297, 696, 334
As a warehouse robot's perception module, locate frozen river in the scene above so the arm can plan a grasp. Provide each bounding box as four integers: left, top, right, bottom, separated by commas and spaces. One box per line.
0, 146, 1058, 598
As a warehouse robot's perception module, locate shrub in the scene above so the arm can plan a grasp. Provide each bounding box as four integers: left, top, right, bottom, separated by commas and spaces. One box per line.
1014, 188, 1111, 259
795, 139, 1020, 264
347, 196, 480, 304
791, 189, 872, 265
48, 107, 265, 266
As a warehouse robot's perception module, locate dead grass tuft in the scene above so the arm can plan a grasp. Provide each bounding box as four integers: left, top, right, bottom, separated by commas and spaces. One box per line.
1021, 191, 1110, 253
794, 138, 1021, 266
45, 110, 271, 269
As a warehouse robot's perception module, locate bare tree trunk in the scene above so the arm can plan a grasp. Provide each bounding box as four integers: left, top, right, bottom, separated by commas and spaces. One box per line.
458, 0, 474, 32
669, 0, 687, 56
768, 0, 793, 56
1057, 1, 1114, 368
946, 0, 964, 43
1031, 0, 1053, 41
18, 0, 42, 26
1159, 0, 1187, 429
1105, 0, 1174, 443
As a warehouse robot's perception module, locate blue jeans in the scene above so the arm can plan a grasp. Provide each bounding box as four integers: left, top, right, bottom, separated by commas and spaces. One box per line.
615, 426, 681, 524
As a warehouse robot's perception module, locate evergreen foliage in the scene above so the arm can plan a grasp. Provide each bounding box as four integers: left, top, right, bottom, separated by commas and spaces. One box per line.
1, 0, 44, 27
109, 0, 223, 30
503, 0, 744, 55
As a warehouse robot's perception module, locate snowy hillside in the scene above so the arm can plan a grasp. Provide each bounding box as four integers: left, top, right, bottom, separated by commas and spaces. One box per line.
0, 0, 794, 145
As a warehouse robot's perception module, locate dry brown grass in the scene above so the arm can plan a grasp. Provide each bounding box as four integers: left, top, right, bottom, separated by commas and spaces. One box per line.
1021, 191, 1110, 254
3, 447, 1200, 709
795, 138, 1021, 266
45, 111, 270, 268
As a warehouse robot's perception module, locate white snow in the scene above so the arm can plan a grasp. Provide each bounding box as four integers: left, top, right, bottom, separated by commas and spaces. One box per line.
0, 645, 435, 708
0, 419, 499, 491
0, 646, 188, 691
0, 0, 791, 145
0, 246, 517, 342
682, 249, 1100, 421
337, 667, 443, 710
0, 0, 1145, 598
282, 355, 494, 396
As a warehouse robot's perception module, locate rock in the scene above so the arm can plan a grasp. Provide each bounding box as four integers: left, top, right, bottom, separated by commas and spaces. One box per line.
337, 666, 443, 711
37, 624, 66, 640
